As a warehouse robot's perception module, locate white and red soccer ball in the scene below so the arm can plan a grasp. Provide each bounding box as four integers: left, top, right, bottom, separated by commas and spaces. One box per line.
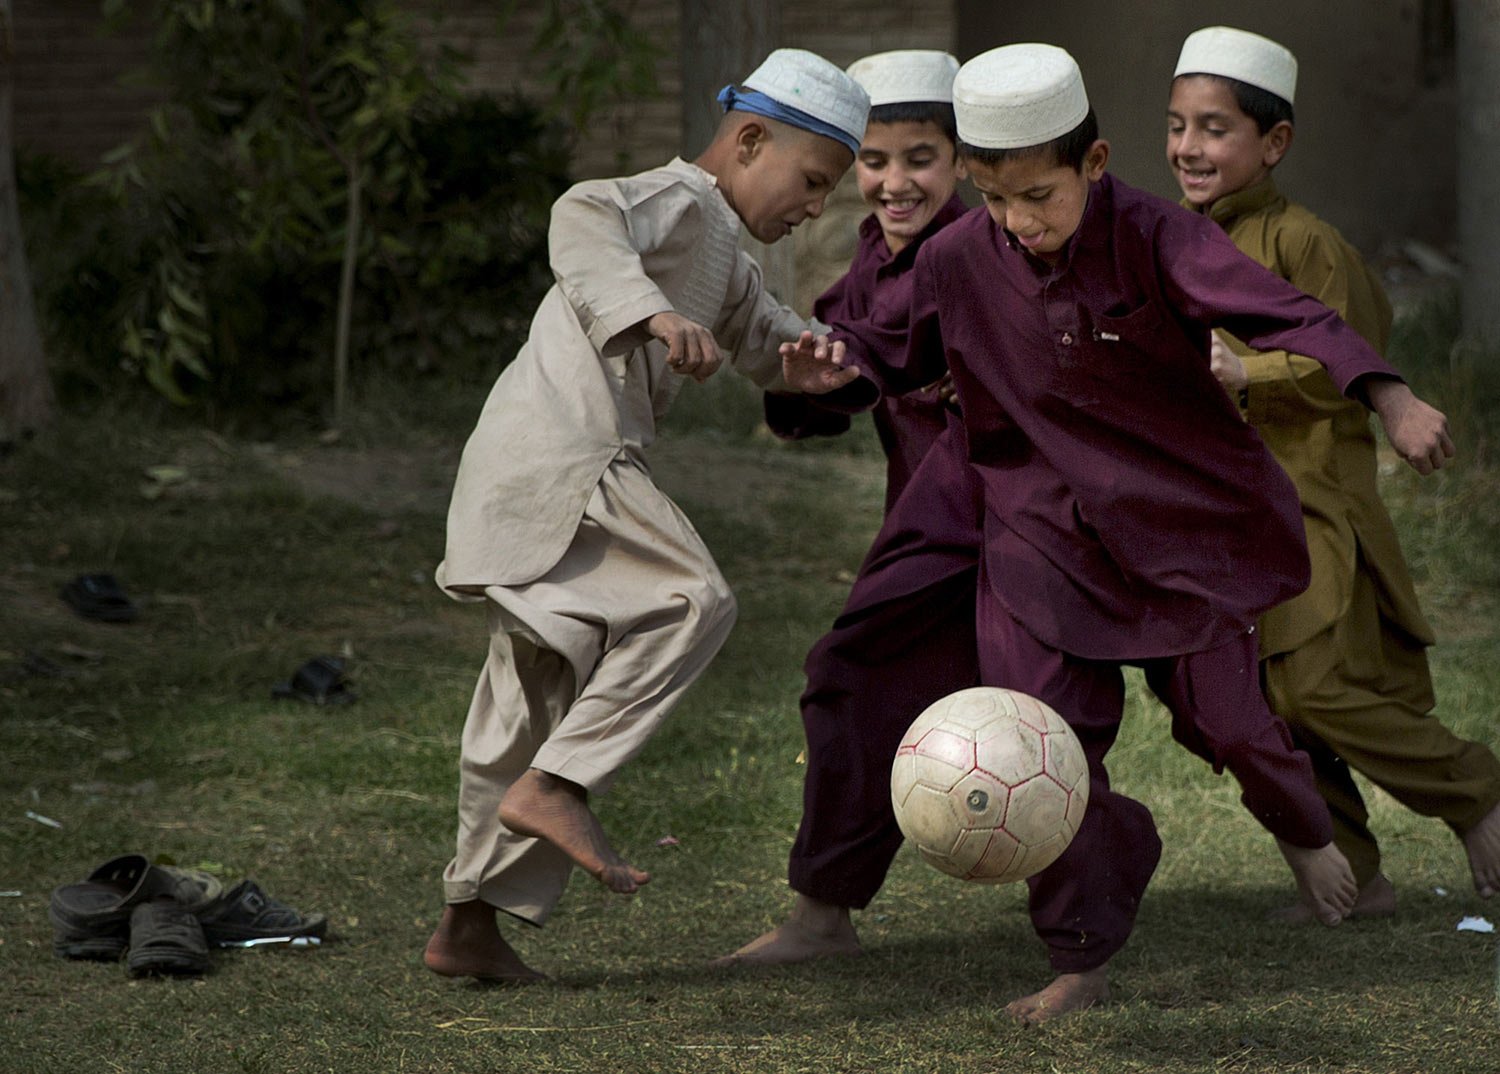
890, 686, 1090, 884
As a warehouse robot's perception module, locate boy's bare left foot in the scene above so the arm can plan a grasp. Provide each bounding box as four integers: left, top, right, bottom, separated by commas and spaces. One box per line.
1004, 968, 1110, 1026
423, 901, 545, 982
709, 895, 862, 967
1277, 839, 1357, 926
1463, 801, 1500, 897
1271, 871, 1397, 924
499, 768, 651, 894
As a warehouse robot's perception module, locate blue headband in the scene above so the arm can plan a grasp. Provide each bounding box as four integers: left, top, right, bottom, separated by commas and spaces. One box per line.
717, 85, 860, 155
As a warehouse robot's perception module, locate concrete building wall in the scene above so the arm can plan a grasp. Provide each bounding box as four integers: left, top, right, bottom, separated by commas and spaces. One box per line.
956, 0, 1456, 256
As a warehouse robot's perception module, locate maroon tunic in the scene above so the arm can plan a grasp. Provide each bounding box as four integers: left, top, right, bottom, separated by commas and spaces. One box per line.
764, 195, 968, 510
836, 173, 1400, 661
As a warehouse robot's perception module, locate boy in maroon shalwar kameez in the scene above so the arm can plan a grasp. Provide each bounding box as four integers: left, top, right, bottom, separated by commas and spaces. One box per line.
715, 51, 987, 969
778, 44, 1454, 1024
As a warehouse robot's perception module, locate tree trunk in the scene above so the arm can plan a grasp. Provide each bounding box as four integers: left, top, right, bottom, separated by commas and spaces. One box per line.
678, 1, 795, 304
0, 0, 53, 445
1455, 0, 1500, 344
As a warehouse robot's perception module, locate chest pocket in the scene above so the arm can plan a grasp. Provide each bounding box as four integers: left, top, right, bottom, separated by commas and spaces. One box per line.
1045, 301, 1177, 408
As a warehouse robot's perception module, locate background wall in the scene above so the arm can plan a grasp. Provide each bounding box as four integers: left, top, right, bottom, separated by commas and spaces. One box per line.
956, 0, 1456, 255
11, 1, 1452, 301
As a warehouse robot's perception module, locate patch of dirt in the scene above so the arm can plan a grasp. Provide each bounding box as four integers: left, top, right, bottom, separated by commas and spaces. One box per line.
272, 444, 461, 518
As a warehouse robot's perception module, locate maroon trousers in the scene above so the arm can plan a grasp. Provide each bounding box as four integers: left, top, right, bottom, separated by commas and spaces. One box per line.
789, 420, 1335, 976
975, 571, 1333, 974
788, 419, 983, 908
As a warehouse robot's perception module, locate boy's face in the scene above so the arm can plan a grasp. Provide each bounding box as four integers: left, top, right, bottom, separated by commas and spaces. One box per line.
1166, 75, 1292, 208
856, 120, 965, 253
966, 141, 1108, 265
731, 121, 853, 244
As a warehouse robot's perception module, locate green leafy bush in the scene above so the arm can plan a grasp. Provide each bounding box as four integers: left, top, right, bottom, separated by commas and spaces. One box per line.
18, 1, 572, 420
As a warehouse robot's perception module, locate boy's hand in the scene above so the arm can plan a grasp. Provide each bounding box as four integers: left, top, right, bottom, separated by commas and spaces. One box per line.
647, 311, 723, 382
923, 371, 959, 408
781, 331, 860, 395
1209, 331, 1248, 393
1365, 378, 1455, 475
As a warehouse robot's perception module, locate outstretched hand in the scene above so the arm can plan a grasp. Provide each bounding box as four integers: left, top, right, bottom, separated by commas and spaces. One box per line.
781, 331, 860, 395
1208, 331, 1248, 393
1365, 378, 1455, 475
648, 311, 723, 382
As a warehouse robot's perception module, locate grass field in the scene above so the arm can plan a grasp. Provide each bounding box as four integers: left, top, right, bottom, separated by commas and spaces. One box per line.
3, 304, 1499, 1073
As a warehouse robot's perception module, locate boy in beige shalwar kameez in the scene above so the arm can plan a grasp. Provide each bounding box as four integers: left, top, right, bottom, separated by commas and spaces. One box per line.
423, 49, 870, 981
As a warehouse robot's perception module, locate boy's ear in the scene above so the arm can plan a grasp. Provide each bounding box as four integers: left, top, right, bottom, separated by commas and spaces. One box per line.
735, 118, 769, 163
1083, 139, 1110, 181
1262, 120, 1294, 168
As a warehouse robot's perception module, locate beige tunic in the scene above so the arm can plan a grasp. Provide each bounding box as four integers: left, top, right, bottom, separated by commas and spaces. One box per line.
438, 158, 809, 592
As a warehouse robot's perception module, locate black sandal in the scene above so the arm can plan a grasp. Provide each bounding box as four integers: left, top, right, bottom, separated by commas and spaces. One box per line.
60, 573, 139, 623
271, 656, 357, 705
126, 898, 210, 977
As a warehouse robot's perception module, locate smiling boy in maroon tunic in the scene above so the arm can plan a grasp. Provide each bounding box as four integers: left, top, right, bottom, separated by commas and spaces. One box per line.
781, 43, 1453, 1024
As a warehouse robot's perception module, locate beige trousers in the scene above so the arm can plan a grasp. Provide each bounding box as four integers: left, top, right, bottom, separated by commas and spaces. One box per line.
441, 454, 737, 924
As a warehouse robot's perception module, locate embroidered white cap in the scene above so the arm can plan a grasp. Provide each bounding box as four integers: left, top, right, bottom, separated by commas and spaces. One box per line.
847, 49, 960, 107
1174, 26, 1297, 105
953, 44, 1089, 150
743, 48, 870, 147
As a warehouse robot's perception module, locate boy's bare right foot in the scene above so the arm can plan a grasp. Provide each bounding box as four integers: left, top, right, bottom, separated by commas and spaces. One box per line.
499, 768, 650, 894
1270, 871, 1397, 924
709, 895, 862, 967
1005, 967, 1110, 1025
423, 901, 545, 982
1462, 800, 1500, 897
1277, 839, 1357, 926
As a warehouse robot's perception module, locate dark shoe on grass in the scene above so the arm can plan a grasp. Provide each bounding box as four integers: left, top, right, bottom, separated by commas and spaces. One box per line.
126, 898, 210, 977
198, 879, 327, 946
60, 573, 139, 623
49, 854, 174, 960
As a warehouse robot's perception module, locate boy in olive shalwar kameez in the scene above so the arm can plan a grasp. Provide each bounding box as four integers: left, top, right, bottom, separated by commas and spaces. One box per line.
1167, 26, 1500, 916
423, 49, 870, 981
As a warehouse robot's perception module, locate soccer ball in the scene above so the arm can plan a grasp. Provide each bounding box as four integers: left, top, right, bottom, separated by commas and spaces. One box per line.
890, 686, 1090, 884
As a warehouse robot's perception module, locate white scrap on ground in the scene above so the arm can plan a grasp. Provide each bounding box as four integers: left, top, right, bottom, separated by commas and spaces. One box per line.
1455, 915, 1494, 933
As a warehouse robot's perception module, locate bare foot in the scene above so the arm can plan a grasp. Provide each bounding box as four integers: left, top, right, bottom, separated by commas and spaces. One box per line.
709, 895, 862, 967
499, 769, 651, 894
1462, 801, 1500, 897
1270, 871, 1397, 924
423, 901, 545, 982
1005, 968, 1110, 1025
1277, 839, 1357, 926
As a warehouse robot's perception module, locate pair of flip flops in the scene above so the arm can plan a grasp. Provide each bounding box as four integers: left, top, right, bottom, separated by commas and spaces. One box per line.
272, 656, 357, 705
48, 854, 211, 975
49, 855, 328, 977
60, 574, 139, 623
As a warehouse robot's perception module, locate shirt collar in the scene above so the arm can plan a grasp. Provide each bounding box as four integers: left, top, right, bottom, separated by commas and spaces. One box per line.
1189, 175, 1283, 230
860, 193, 970, 269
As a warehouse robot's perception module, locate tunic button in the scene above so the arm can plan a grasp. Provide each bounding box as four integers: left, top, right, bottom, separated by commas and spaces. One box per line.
1061, 332, 1074, 345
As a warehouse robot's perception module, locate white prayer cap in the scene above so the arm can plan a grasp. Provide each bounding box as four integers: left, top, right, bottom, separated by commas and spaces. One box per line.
742, 48, 870, 149
953, 44, 1089, 150
1174, 26, 1297, 105
847, 50, 960, 107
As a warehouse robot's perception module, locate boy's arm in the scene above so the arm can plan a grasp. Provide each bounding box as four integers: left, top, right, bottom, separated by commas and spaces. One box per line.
1162, 218, 1453, 473
547, 178, 679, 357
763, 271, 861, 439
713, 252, 817, 391
795, 243, 950, 407
1219, 226, 1392, 426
